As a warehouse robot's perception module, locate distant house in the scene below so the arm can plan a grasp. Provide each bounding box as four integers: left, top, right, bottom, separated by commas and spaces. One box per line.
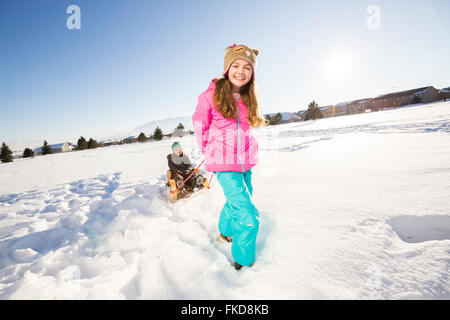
414, 86, 441, 103
363, 86, 441, 112
98, 139, 120, 147
287, 115, 301, 123
271, 84, 446, 124
334, 102, 350, 116
320, 105, 341, 118
121, 136, 138, 144
440, 86, 450, 101
320, 87, 441, 117
34, 142, 74, 155
347, 98, 371, 114
320, 101, 366, 118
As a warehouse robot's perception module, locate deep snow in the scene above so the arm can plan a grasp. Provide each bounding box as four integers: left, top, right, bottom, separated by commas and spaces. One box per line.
0, 101, 449, 299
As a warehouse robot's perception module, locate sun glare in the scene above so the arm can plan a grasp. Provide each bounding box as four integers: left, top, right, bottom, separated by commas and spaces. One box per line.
323, 52, 353, 83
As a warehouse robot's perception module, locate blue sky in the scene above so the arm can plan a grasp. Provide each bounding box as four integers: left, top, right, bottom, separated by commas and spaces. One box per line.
1, 0, 449, 150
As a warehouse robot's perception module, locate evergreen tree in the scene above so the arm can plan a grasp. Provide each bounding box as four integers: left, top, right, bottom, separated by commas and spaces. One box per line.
153, 126, 163, 141
137, 132, 147, 142
304, 100, 323, 121
270, 113, 283, 125
172, 124, 186, 137
77, 136, 88, 150
265, 114, 272, 125
42, 140, 52, 155
88, 138, 98, 149
23, 147, 34, 158
0, 142, 13, 163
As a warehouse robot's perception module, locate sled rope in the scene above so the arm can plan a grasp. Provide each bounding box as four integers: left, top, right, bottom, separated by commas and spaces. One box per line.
170, 159, 206, 194
206, 171, 214, 189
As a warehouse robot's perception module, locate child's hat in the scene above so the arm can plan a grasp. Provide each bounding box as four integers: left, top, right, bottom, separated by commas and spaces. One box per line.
223, 44, 259, 79
171, 141, 181, 151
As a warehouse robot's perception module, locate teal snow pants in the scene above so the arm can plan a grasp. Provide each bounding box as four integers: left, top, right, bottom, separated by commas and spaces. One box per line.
214, 169, 260, 266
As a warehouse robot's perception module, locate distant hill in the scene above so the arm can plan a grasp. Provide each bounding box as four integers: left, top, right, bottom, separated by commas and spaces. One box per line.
98, 116, 193, 142
130, 116, 193, 136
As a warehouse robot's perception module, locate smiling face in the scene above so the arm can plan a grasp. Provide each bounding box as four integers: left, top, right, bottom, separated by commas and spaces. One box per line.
227, 59, 253, 93
173, 147, 183, 156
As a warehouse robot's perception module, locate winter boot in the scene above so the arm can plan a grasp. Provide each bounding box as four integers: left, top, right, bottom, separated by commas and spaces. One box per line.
195, 176, 205, 189
178, 190, 193, 199
175, 177, 187, 196
234, 261, 254, 271
216, 233, 232, 243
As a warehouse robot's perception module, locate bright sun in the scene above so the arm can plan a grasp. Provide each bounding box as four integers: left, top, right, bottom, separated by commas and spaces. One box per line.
323, 52, 353, 83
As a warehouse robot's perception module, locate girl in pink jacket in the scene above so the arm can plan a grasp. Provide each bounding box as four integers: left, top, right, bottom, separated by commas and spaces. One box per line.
192, 44, 265, 270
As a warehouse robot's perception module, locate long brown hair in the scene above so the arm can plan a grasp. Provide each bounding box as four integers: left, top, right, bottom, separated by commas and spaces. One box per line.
213, 76, 266, 128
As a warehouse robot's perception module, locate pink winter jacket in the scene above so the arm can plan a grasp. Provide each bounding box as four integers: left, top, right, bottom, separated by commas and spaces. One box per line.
192, 78, 259, 172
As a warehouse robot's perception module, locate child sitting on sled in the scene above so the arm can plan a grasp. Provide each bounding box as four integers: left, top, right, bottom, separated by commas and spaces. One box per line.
167, 141, 205, 196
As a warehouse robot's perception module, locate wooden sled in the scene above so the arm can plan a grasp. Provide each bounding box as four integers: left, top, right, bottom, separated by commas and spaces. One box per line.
167, 169, 209, 201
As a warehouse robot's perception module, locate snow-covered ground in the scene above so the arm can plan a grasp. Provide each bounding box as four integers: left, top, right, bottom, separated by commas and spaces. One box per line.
1, 101, 449, 299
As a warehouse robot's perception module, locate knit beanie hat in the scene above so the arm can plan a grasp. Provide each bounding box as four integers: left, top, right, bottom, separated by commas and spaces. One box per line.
223, 44, 259, 79
171, 141, 181, 151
